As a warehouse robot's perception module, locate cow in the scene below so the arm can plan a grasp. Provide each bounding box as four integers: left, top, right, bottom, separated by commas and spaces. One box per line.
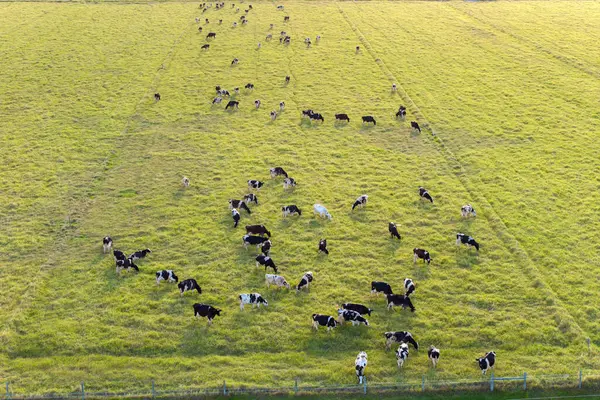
212, 96, 222, 104
283, 36, 291, 45
371, 281, 393, 295
389, 222, 401, 240
384, 331, 419, 350
413, 248, 431, 264
301, 109, 314, 118
355, 352, 368, 384
266, 33, 273, 40
219, 89, 231, 97
335, 113, 350, 123
356, 45, 360, 53
461, 204, 476, 217
428, 346, 440, 368
248, 180, 264, 190
102, 236, 113, 253
391, 83, 397, 92
178, 279, 202, 296
312, 314, 337, 331
261, 240, 272, 256
284, 16, 289, 22
242, 19, 248, 25
232, 22, 237, 27
456, 233, 480, 252
337, 309, 369, 326
396, 343, 409, 368
316, 35, 321, 42
313, 204, 332, 220
242, 234, 269, 249
182, 176, 190, 187
245, 225, 271, 237
309, 113, 324, 123
219, 19, 222, 25
116, 258, 139, 274
206, 32, 216, 39
201, 44, 210, 50
418, 187, 433, 203
193, 303, 221, 326
265, 274, 291, 289
476, 351, 496, 375
279, 101, 285, 111
256, 255, 278, 273
283, 177, 296, 189
156, 270, 178, 285
282, 205, 301, 217
198, 26, 203, 32
318, 239, 328, 255
285, 75, 290, 84
362, 116, 376, 125
234, 87, 240, 95
270, 111, 278, 121
113, 249, 126, 262
154, 93, 161, 101
231, 58, 239, 65
386, 294, 415, 312
229, 199, 252, 214
245, 83, 254, 90
243, 193, 258, 205
239, 293, 268, 310
225, 100, 239, 110
277, 5, 284, 10
411, 121, 421, 133
352, 195, 368, 210
396, 105, 406, 119
341, 303, 372, 316
296, 272, 313, 292
270, 167, 288, 178
232, 209, 241, 228
129, 249, 151, 261
404, 278, 415, 296
254, 99, 261, 109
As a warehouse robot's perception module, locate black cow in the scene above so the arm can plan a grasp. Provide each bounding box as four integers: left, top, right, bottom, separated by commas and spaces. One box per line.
312, 314, 337, 331
428, 346, 440, 368
413, 248, 431, 264
129, 249, 151, 261
335, 113, 350, 123
371, 281, 393, 295
154, 93, 161, 101
116, 258, 139, 273
284, 16, 290, 22
411, 121, 421, 133
102, 236, 113, 253
261, 240, 272, 256
386, 294, 415, 312
201, 44, 210, 50
309, 113, 324, 123
243, 234, 269, 249
362, 116, 376, 125
270, 167, 288, 178
337, 309, 369, 326
256, 255, 278, 273
342, 303, 372, 316
476, 351, 496, 375
384, 331, 419, 350
318, 239, 328, 255
229, 199, 252, 214
206, 32, 216, 39
225, 100, 239, 110
285, 75, 290, 84
232, 209, 241, 228
389, 222, 401, 240
404, 278, 415, 296
396, 106, 406, 118
248, 180, 264, 190
198, 26, 203, 32
282, 205, 301, 217
246, 225, 271, 237
178, 279, 202, 296
113, 249, 126, 261
419, 187, 433, 203
456, 233, 480, 251
193, 303, 221, 326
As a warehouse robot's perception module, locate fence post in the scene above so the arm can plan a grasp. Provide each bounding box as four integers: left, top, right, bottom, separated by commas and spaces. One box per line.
5, 382, 9, 400
223, 380, 227, 396
523, 372, 527, 390
490, 372, 494, 392
294, 378, 298, 395
579, 368, 582, 389
152, 380, 156, 398
363, 376, 367, 395
81, 381, 85, 400
421, 375, 425, 392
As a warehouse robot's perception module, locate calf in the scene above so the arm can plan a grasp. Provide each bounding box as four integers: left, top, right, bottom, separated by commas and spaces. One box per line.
178, 279, 202, 296
418, 187, 433, 203
335, 113, 350, 123
102, 236, 113, 253
461, 204, 476, 217
428, 346, 440, 368
232, 209, 241, 228
404, 278, 415, 296
456, 233, 480, 252
256, 255, 278, 273
352, 194, 368, 210
413, 248, 431, 264
242, 234, 269, 249
384, 331, 419, 350
362, 116, 376, 125
245, 224, 271, 237
282, 205, 301, 217
283, 177, 296, 189
342, 303, 372, 316
261, 240, 272, 256
248, 180, 264, 190
225, 100, 239, 110
254, 99, 261, 109
239, 293, 268, 310
309, 113, 324, 123
154, 93, 161, 101
411, 121, 421, 133
279, 101, 285, 111
270, 167, 288, 178
193, 303, 221, 326
265, 274, 291, 289
182, 176, 190, 187
296, 272, 313, 292
243, 193, 258, 205
156, 270, 179, 284
318, 239, 329, 255
206, 32, 216, 39
396, 105, 406, 119
129, 249, 151, 261
116, 258, 139, 274
389, 222, 401, 240
313, 204, 332, 220
476, 351, 496, 375
386, 294, 415, 312
270, 110, 278, 121
396, 343, 409, 368
312, 314, 337, 331
355, 352, 368, 384
245, 83, 254, 90
201, 44, 210, 50
337, 309, 369, 326
371, 281, 393, 295
229, 199, 252, 214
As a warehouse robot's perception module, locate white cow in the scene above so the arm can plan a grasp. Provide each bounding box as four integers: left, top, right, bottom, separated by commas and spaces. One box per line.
265, 274, 291, 289
313, 204, 332, 220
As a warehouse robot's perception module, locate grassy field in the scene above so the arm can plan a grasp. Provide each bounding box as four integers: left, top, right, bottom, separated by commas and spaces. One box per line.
1, 0, 600, 394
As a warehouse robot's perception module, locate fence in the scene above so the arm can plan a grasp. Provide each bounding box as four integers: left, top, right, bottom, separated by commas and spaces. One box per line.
5, 370, 600, 399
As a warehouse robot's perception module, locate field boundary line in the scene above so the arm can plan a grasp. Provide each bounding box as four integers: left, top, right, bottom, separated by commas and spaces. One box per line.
336, 3, 590, 343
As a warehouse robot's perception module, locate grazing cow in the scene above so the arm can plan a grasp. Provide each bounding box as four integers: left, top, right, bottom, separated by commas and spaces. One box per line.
154, 93, 161, 101
418, 187, 433, 203
384, 331, 419, 350
309, 113, 324, 123
198, 26, 203, 32
178, 279, 202, 296
337, 309, 369, 326
256, 255, 278, 273
404, 278, 415, 296
215, 85, 221, 93
301, 109, 314, 118
212, 96, 222, 104
476, 351, 496, 375
246, 225, 271, 237
156, 270, 179, 285
371, 281, 393, 295
279, 101, 285, 111
342, 303, 372, 316
456, 233, 480, 252
270, 110, 278, 121
283, 36, 291, 45
232, 208, 241, 228
229, 199, 252, 214
312, 314, 337, 331
248, 180, 264, 190
392, 83, 397, 92
102, 236, 113, 253
243, 193, 258, 205
362, 116, 376, 125
396, 343, 409, 368
206, 32, 216, 39
220, 89, 231, 97
386, 294, 415, 312
254, 99, 261, 109
129, 249, 151, 261
281, 205, 301, 217
277, 5, 284, 10
285, 75, 290, 84
193, 303, 221, 326
113, 249, 126, 262
413, 248, 431, 264
389, 222, 401, 240
313, 204, 332, 220
428, 346, 440, 368
234, 87, 240, 95
182, 176, 190, 187
116, 258, 139, 274
335, 113, 350, 123
284, 16, 289, 22
396, 105, 406, 118
201, 44, 210, 50
296, 272, 313, 292
266, 33, 273, 40
411, 121, 421, 133
265, 274, 291, 289
318, 239, 328, 255
261, 240, 272, 256
356, 46, 360, 53
245, 83, 254, 90
239, 293, 268, 310
270, 167, 288, 178
283, 177, 296, 189
461, 204, 476, 217
232, 22, 238, 27
242, 19, 248, 25
231, 58, 239, 65
352, 195, 368, 210
355, 352, 368, 384
242, 234, 269, 249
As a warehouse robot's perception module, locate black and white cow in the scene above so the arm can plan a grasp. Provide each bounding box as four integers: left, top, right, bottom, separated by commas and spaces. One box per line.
342, 303, 372, 316
116, 258, 139, 274
352, 195, 368, 210
356, 45, 360, 53
355, 352, 368, 384
265, 274, 291, 289
239, 293, 268, 310
229, 199, 252, 214
456, 233, 480, 252
178, 279, 202, 296
113, 249, 126, 262
391, 83, 397, 92
301, 109, 313, 118
362, 116, 376, 125
413, 248, 431, 264
396, 105, 406, 119
318, 239, 329, 255
246, 225, 271, 237
256, 255, 278, 273
428, 346, 440, 368
270, 111, 278, 121
389, 222, 401, 240
129, 249, 152, 261
386, 294, 415, 312
245, 83, 254, 90
371, 281, 393, 295
285, 75, 291, 84
201, 44, 210, 50
225, 100, 239, 110
242, 234, 270, 249
282, 205, 301, 217
411, 121, 421, 133
255, 99, 261, 109
384, 331, 419, 350
243, 193, 258, 205
103, 236, 113, 253
312, 314, 337, 331
296, 272, 313, 292
335, 113, 350, 123
404, 278, 415, 296
283, 177, 296, 189
248, 180, 264, 190
231, 58, 239, 65
270, 167, 288, 178
419, 187, 433, 203
461, 204, 476, 217
182, 176, 190, 187
476, 351, 496, 375
232, 208, 241, 228
154, 93, 161, 101
309, 113, 324, 123
193, 303, 221, 326
279, 101, 285, 111
156, 270, 178, 284
396, 343, 409, 368
261, 240, 272, 256
212, 96, 222, 104
337, 309, 369, 326
284, 15, 289, 22
220, 89, 231, 97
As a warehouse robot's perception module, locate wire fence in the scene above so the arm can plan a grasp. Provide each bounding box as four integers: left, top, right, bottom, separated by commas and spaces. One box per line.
5, 370, 600, 400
